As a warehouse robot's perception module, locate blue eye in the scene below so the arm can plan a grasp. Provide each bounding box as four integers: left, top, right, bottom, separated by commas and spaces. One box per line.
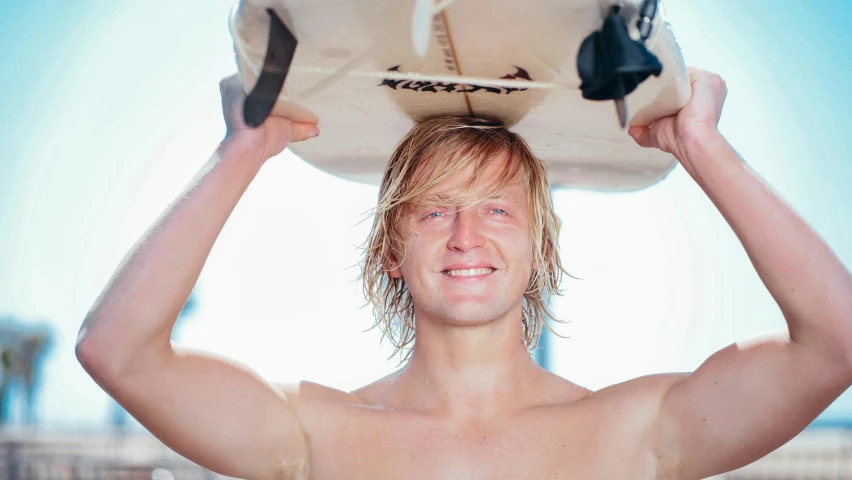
492, 209, 507, 215
427, 211, 443, 218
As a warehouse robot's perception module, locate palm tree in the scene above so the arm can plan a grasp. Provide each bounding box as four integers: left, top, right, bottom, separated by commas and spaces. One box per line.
0, 316, 53, 425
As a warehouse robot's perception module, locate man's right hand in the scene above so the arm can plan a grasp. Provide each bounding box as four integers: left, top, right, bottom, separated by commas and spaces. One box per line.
220, 73, 319, 163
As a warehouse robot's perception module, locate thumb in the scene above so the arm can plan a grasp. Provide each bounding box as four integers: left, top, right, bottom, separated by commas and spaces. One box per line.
628, 126, 653, 148
289, 122, 320, 143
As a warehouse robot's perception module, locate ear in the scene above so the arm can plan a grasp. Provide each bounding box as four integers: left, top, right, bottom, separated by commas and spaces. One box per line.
386, 252, 404, 279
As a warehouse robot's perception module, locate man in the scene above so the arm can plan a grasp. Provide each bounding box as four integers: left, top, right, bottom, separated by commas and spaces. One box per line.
76, 69, 852, 479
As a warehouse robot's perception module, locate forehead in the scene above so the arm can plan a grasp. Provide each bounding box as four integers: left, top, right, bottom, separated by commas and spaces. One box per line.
414, 152, 525, 202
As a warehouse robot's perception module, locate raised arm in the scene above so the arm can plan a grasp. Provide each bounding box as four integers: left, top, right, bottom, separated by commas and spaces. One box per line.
75, 75, 319, 480
629, 69, 852, 479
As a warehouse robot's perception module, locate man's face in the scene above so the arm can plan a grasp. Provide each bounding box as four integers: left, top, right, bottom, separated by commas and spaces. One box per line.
389, 156, 534, 327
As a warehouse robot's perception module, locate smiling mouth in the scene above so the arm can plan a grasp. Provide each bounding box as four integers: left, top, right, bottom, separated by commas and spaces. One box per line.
443, 268, 496, 277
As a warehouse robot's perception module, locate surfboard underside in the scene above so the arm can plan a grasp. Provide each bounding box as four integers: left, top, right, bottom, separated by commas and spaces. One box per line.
230, 0, 691, 191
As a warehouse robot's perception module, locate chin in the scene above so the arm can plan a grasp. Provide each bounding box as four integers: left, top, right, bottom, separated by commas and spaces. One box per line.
435, 302, 511, 326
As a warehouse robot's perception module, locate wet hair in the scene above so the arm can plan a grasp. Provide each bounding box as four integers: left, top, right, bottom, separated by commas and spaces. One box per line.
360, 116, 566, 363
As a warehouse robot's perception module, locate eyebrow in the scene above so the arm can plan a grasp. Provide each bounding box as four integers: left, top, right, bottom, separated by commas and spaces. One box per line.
415, 192, 522, 207
486, 192, 522, 206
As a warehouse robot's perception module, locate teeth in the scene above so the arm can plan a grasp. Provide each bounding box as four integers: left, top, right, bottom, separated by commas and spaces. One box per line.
446, 268, 493, 277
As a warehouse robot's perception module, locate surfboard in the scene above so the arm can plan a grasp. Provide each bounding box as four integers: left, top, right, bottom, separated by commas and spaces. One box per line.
228, 0, 690, 191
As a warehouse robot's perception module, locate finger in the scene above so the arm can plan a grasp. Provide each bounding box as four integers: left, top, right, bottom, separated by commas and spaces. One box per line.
219, 74, 246, 108
628, 126, 653, 148
220, 74, 250, 129
627, 126, 643, 138
219, 73, 243, 93
288, 122, 320, 143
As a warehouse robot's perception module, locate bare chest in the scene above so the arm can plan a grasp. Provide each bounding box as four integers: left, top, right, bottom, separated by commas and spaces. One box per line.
301, 403, 661, 480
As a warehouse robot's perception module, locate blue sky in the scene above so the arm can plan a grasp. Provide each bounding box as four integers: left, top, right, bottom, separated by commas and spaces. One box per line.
0, 0, 850, 428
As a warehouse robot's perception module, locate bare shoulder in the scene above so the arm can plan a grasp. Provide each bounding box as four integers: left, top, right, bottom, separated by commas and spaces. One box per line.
273, 380, 367, 412
533, 369, 595, 404
273, 382, 301, 404
527, 369, 686, 410
587, 373, 687, 404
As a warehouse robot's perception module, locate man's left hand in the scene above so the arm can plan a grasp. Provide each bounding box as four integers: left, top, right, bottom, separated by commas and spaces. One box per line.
627, 67, 728, 162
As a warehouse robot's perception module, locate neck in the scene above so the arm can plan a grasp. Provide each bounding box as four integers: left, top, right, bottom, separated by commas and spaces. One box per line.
388, 307, 545, 420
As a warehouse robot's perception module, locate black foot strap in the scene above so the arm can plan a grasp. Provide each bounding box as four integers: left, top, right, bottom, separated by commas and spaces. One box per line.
243, 9, 298, 128
576, 3, 662, 126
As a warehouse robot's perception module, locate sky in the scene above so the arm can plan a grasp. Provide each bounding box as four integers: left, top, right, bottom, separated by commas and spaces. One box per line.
0, 0, 850, 429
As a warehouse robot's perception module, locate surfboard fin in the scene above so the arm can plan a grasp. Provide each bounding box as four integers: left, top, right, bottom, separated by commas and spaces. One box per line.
243, 9, 298, 128
576, 3, 662, 128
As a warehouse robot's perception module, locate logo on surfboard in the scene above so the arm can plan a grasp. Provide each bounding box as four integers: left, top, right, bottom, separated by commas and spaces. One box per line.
378, 66, 533, 95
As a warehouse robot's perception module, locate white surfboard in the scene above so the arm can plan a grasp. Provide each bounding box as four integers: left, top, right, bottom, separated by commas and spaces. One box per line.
229, 0, 690, 191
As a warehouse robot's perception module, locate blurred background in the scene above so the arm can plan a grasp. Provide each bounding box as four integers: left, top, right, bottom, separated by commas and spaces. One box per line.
1, 0, 850, 478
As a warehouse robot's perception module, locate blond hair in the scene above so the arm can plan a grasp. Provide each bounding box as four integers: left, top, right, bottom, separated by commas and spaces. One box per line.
360, 117, 566, 363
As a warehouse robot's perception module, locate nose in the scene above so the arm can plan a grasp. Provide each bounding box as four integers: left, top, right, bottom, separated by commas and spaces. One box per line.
447, 208, 485, 252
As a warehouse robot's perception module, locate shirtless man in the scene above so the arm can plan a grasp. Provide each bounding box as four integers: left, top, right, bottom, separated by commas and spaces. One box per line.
75, 69, 852, 479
